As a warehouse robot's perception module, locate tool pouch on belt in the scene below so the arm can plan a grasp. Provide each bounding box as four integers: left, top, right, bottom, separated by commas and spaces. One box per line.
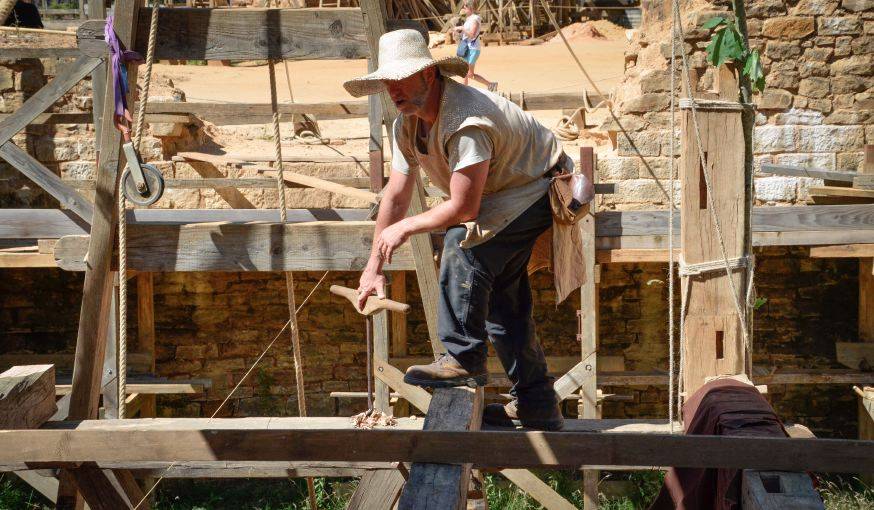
547, 153, 591, 225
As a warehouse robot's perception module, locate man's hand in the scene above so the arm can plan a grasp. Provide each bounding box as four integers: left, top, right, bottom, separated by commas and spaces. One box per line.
357, 268, 387, 311
376, 220, 411, 264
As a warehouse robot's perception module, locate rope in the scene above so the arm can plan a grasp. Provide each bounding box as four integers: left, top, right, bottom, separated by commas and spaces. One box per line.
552, 107, 581, 141
132, 270, 331, 510
117, 0, 161, 419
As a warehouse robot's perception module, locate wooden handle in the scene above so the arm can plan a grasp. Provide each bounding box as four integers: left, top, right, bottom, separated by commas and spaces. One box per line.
330, 285, 411, 316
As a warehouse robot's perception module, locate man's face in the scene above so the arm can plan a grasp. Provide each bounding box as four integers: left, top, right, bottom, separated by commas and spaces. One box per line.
382, 68, 435, 116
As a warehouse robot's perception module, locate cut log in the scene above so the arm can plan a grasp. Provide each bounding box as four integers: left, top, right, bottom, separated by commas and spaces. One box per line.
0, 365, 56, 429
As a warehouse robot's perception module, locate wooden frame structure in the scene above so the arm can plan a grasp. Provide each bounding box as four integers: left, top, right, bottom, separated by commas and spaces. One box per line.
0, 2, 872, 509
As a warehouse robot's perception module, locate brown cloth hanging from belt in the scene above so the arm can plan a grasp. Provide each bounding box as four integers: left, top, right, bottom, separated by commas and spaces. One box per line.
648, 378, 795, 510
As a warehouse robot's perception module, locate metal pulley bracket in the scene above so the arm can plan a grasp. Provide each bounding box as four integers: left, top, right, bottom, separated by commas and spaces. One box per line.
121, 141, 164, 206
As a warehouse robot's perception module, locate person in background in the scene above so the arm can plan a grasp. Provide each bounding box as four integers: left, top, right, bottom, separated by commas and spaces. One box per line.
453, 0, 497, 92
3, 0, 44, 28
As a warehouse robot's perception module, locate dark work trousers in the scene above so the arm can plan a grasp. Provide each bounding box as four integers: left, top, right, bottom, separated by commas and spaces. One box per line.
438, 192, 557, 408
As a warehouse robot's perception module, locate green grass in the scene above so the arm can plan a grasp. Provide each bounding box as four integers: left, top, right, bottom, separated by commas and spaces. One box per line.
1, 471, 871, 510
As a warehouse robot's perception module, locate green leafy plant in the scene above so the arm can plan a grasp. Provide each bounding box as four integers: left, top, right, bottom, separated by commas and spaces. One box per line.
701, 17, 765, 93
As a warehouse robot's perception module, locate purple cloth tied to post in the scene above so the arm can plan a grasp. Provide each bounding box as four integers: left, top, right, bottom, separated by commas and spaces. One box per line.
105, 14, 143, 118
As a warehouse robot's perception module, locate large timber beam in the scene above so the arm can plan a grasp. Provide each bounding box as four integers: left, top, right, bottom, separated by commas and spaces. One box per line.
0, 365, 56, 429
2, 421, 872, 473
77, 8, 369, 61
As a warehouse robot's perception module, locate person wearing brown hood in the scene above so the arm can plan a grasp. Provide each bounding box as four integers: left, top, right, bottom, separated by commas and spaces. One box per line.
344, 29, 593, 431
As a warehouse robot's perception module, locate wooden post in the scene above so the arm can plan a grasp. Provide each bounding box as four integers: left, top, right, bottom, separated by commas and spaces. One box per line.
859, 387, 874, 486
398, 387, 484, 510
577, 147, 599, 510
359, 0, 442, 357
137, 273, 157, 417
56, 0, 143, 505
860, 145, 873, 344
0, 365, 56, 429
679, 66, 751, 395
88, 0, 106, 143
100, 286, 118, 419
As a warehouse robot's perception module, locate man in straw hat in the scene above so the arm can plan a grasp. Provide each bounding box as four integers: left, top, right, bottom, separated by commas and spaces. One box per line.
345, 29, 593, 431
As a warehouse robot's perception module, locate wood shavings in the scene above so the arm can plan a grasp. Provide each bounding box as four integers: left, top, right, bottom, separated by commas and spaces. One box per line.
351, 410, 398, 429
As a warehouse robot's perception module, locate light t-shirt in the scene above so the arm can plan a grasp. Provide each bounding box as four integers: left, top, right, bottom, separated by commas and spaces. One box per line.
462, 14, 482, 51
392, 124, 492, 176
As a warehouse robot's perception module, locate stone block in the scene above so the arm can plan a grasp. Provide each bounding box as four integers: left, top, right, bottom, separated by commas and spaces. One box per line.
0, 68, 12, 91
833, 93, 855, 109
638, 157, 674, 179
598, 156, 639, 180
798, 60, 830, 78
0, 92, 24, 113
850, 35, 873, 55
765, 70, 800, 90
831, 74, 866, 94
836, 151, 864, 171
617, 130, 662, 157
824, 109, 871, 125
756, 89, 793, 110
755, 176, 798, 203
765, 41, 803, 60
803, 47, 833, 62
774, 153, 835, 170
639, 69, 670, 93
834, 36, 852, 57
747, 0, 786, 17
762, 17, 815, 39
612, 179, 670, 204
855, 91, 874, 111
817, 16, 862, 36
621, 93, 670, 114
797, 176, 825, 201
814, 36, 836, 46
796, 125, 865, 152
60, 161, 96, 179
32, 136, 79, 162
754, 125, 797, 153
806, 98, 833, 113
150, 122, 185, 137
790, 0, 838, 15
799, 77, 830, 98
840, 0, 868, 11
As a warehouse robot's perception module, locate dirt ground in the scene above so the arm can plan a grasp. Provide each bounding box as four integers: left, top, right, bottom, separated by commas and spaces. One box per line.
151, 33, 626, 153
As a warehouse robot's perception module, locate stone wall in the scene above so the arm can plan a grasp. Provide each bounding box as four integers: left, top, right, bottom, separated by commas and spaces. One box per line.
602, 0, 871, 208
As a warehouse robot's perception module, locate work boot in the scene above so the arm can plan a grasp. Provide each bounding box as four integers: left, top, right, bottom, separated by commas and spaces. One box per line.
403, 353, 488, 388
482, 399, 564, 431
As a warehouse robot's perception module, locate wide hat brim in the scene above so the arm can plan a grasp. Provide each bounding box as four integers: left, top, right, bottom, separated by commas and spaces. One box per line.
343, 56, 469, 98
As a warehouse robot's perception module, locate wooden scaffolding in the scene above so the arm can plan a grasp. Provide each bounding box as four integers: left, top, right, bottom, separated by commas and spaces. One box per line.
0, 1, 872, 509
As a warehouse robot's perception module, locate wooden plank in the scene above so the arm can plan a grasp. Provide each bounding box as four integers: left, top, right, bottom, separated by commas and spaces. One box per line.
0, 210, 89, 239
0, 48, 82, 58
0, 365, 56, 429
373, 358, 432, 414
57, 0, 141, 505
760, 163, 857, 183
373, 310, 391, 413
259, 168, 378, 203
0, 252, 57, 267
4, 425, 873, 473
836, 343, 874, 371
809, 186, 874, 201
77, 8, 369, 61
392, 355, 624, 375
66, 467, 136, 510
390, 272, 408, 356
679, 68, 749, 394
56, 383, 202, 395
0, 142, 95, 223
500, 469, 577, 510
0, 353, 151, 373
69, 178, 281, 190
554, 358, 596, 401
149, 100, 370, 122
398, 387, 484, 510
137, 273, 157, 417
741, 470, 823, 510
0, 112, 95, 125
859, 388, 873, 486
53, 222, 415, 272
347, 468, 406, 510
809, 244, 874, 258
0, 56, 101, 145
596, 248, 679, 263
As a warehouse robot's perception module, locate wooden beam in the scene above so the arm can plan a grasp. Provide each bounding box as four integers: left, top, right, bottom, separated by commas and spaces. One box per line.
390, 272, 408, 356
809, 244, 874, 258
809, 186, 874, 202
347, 468, 406, 510
741, 470, 823, 510
0, 365, 56, 429
760, 163, 857, 183
500, 469, 577, 510
76, 8, 369, 61
0, 48, 83, 58
57, 0, 141, 505
398, 387, 484, 510
836, 343, 874, 371
56, 383, 202, 395
258, 168, 378, 203
3, 422, 872, 473
859, 387, 873, 486
0, 142, 95, 223
0, 252, 57, 267
53, 222, 414, 272
137, 273, 157, 417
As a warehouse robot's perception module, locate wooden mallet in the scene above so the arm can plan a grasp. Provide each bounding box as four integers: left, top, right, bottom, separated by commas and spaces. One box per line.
330, 285, 410, 413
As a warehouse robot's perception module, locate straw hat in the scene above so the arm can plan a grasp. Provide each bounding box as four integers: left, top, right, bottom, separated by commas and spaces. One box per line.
343, 29, 468, 98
